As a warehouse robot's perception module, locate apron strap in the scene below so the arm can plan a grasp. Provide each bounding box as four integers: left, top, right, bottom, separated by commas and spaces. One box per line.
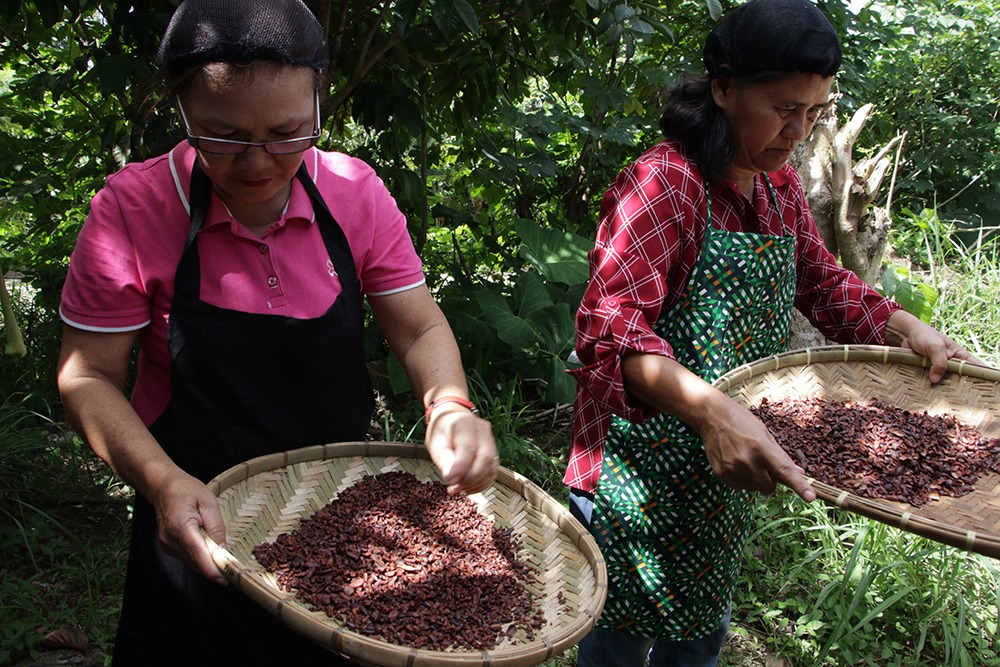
173, 161, 212, 299
294, 162, 359, 285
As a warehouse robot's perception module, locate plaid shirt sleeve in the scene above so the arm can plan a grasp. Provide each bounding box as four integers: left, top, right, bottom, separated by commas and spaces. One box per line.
565, 142, 706, 491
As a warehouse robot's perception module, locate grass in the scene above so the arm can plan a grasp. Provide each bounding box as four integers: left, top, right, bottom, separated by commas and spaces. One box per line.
0, 395, 129, 666
737, 492, 1000, 666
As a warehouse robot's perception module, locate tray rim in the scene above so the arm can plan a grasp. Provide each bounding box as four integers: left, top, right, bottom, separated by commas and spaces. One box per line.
714, 344, 1000, 394
713, 344, 1000, 559
204, 441, 608, 667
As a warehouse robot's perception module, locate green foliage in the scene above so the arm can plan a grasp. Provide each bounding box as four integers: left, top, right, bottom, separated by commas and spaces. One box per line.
0, 276, 63, 411
0, 395, 130, 664
886, 206, 1000, 366
878, 265, 938, 324
842, 0, 1000, 226
0, 573, 45, 665
431, 218, 590, 404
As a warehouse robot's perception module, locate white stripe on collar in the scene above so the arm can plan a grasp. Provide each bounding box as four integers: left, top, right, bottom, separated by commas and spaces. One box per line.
168, 146, 190, 216
309, 148, 318, 223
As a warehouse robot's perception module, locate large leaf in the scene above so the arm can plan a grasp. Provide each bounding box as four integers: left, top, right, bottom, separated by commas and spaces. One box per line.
534, 301, 575, 355
515, 219, 591, 286
451, 0, 479, 34
511, 271, 554, 319
476, 289, 538, 349
479, 272, 576, 351
543, 356, 577, 404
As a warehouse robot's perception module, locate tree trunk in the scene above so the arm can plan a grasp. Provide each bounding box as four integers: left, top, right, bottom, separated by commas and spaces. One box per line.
786, 101, 904, 350
1, 268, 27, 357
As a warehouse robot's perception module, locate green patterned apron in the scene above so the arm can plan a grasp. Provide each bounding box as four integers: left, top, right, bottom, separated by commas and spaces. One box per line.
592, 176, 796, 640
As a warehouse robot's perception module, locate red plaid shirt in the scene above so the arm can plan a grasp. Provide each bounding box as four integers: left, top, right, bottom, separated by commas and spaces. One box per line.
565, 140, 901, 492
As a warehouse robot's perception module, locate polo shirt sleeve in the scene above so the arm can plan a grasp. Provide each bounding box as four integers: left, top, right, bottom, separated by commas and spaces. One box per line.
570, 148, 701, 423
784, 167, 901, 343
317, 152, 425, 296
59, 178, 152, 332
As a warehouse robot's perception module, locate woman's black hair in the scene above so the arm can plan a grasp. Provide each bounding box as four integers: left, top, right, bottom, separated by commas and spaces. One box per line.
659, 75, 730, 183
659, 70, 792, 183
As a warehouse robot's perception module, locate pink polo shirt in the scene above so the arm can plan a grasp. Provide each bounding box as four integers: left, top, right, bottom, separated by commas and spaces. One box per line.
60, 141, 425, 425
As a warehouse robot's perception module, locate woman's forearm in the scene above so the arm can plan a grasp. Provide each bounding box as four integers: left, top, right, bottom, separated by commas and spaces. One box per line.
621, 350, 816, 501
57, 326, 183, 501
369, 289, 470, 405
621, 352, 731, 433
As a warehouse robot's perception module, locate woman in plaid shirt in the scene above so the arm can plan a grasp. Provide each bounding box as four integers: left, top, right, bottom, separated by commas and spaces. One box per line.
566, 1, 981, 665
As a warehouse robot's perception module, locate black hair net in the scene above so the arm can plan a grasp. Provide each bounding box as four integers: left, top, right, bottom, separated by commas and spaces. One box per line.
156, 0, 329, 75
703, 0, 841, 78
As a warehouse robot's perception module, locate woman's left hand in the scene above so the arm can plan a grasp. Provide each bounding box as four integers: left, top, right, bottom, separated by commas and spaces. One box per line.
886, 310, 988, 382
369, 286, 500, 495
424, 407, 498, 495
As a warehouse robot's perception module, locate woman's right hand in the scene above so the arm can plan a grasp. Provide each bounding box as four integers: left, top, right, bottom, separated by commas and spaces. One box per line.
58, 326, 230, 584
150, 469, 229, 585
697, 397, 816, 502
622, 351, 815, 502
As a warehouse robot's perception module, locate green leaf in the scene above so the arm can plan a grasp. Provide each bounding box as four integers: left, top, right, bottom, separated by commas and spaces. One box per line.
0, 0, 21, 20
878, 266, 938, 324
452, 0, 479, 34
476, 289, 538, 349
515, 219, 591, 286
512, 271, 555, 319
387, 352, 413, 394
392, 96, 424, 138
706, 0, 723, 20
92, 54, 135, 96
532, 301, 575, 353
35, 0, 62, 27
394, 0, 421, 33
543, 356, 576, 403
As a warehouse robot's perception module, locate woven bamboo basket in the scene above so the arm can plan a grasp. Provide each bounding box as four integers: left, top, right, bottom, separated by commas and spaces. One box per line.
714, 345, 1000, 559
204, 441, 607, 666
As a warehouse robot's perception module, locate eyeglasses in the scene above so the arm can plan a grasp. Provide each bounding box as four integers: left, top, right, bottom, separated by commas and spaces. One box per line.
176, 93, 321, 155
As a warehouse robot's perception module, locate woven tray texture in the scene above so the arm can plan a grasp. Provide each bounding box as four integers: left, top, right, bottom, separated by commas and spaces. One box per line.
714, 345, 1000, 559
204, 441, 607, 667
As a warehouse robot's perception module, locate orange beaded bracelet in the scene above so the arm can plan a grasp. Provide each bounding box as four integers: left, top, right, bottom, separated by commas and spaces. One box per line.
424, 395, 478, 424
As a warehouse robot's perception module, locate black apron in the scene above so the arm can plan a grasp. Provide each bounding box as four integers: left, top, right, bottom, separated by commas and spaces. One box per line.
112, 162, 373, 666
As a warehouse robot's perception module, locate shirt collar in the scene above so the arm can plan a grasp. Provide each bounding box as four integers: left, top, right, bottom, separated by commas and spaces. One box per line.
170, 141, 317, 230
766, 164, 793, 188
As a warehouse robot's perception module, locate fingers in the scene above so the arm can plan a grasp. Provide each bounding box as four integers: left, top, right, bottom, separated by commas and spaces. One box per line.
891, 312, 987, 382
175, 508, 228, 585
153, 475, 228, 585
711, 444, 816, 502
702, 403, 816, 502
764, 453, 817, 502
928, 352, 949, 384
425, 410, 498, 495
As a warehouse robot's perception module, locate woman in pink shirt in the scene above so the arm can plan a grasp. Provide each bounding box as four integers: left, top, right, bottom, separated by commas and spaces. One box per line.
56, 1, 496, 664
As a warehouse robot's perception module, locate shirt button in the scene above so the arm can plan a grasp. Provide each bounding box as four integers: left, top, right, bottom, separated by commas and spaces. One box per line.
267, 276, 278, 287
258, 244, 269, 254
